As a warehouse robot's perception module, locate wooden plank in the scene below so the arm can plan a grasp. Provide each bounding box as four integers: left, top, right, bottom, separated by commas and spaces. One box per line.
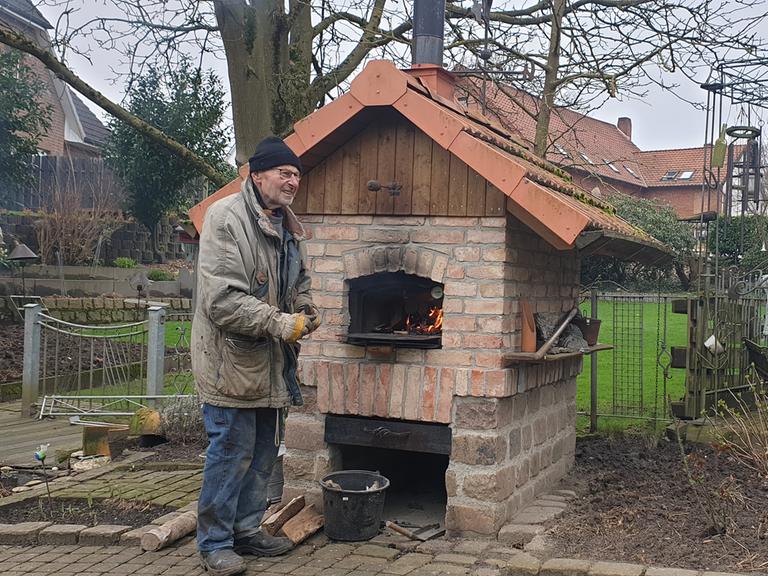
376, 123, 397, 214
323, 148, 344, 214
430, 145, 450, 215
393, 122, 415, 215
292, 170, 309, 213
411, 129, 433, 215
279, 504, 324, 544
448, 154, 468, 216
357, 125, 379, 214
466, 167, 487, 217
485, 182, 506, 216
340, 134, 361, 214
305, 163, 326, 214
262, 495, 305, 535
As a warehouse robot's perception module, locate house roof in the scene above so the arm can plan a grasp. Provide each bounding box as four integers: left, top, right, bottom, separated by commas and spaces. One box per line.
69, 90, 110, 147
0, 0, 52, 29
469, 83, 649, 188
634, 146, 709, 188
190, 60, 669, 264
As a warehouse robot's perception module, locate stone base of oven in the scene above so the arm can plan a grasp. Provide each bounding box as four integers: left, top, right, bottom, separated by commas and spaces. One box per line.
282, 363, 578, 538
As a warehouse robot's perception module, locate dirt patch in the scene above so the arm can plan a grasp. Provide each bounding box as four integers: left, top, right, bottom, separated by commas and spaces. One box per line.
0, 497, 173, 527
118, 437, 207, 465
550, 436, 768, 574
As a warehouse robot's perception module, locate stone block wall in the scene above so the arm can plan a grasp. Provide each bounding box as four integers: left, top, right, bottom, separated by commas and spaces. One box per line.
40, 296, 192, 324
283, 213, 582, 536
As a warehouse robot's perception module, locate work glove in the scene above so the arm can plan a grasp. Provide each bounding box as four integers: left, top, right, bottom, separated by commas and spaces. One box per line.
300, 304, 322, 334
272, 312, 311, 343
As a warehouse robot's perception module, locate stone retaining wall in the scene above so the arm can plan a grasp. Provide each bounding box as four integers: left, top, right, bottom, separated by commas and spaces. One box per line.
0, 296, 192, 324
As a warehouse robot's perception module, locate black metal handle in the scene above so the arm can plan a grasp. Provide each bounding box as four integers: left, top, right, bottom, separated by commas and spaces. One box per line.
363, 426, 411, 440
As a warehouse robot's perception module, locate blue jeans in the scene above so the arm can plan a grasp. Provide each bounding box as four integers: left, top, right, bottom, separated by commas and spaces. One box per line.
197, 404, 280, 553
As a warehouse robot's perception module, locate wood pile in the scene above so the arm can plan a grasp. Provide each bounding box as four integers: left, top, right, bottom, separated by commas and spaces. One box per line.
261, 495, 324, 544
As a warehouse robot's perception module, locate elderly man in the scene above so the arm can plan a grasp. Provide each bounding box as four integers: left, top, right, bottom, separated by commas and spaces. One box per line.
192, 136, 320, 576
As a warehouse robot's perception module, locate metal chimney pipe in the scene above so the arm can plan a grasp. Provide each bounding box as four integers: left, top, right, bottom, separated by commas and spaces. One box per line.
412, 0, 445, 66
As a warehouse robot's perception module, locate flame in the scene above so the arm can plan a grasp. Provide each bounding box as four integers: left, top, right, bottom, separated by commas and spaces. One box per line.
406, 306, 443, 335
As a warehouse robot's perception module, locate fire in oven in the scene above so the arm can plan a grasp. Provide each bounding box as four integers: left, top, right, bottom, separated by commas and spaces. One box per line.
346, 271, 444, 348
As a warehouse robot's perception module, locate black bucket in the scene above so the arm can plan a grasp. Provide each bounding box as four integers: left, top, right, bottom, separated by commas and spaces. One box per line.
320, 470, 390, 541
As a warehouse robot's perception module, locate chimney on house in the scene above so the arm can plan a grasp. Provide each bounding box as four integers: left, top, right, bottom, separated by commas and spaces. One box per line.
408, 0, 455, 100
617, 117, 632, 140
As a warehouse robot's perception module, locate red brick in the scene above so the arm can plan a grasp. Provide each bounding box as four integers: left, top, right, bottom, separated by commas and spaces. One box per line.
454, 369, 470, 396
454, 247, 481, 261
444, 281, 476, 297
442, 315, 476, 332
322, 343, 366, 358
485, 370, 510, 397
464, 334, 504, 349
375, 216, 426, 226
403, 248, 418, 274
446, 264, 466, 279
360, 364, 376, 415
306, 243, 325, 256
443, 299, 464, 314
314, 294, 343, 309
357, 252, 373, 276
425, 349, 473, 366
374, 365, 391, 417
313, 226, 359, 240
470, 369, 485, 396
344, 363, 359, 414
437, 369, 455, 422
479, 283, 505, 298
421, 366, 438, 421
329, 362, 344, 414
343, 253, 359, 278
431, 253, 449, 281
326, 215, 373, 224
326, 243, 358, 257
466, 265, 505, 280
441, 333, 463, 348
416, 250, 435, 278
467, 229, 506, 243
479, 217, 505, 227
310, 275, 323, 290
404, 366, 422, 420
299, 359, 316, 387
316, 361, 330, 412
446, 502, 505, 535
475, 352, 504, 368
465, 300, 504, 315
323, 278, 344, 291
431, 216, 479, 227
389, 365, 406, 419
411, 229, 465, 244
482, 247, 507, 261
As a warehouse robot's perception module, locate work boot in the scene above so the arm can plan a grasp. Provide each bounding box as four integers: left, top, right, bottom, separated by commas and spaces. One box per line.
234, 530, 294, 556
199, 548, 246, 576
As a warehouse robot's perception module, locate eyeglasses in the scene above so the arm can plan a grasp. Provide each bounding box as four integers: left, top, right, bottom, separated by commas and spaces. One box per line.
272, 168, 301, 182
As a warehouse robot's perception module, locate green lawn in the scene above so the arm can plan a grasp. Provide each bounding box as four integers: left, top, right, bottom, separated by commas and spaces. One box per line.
576, 298, 688, 423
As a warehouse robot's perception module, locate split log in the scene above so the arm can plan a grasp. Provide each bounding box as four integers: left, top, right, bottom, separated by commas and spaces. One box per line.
141, 511, 197, 551
261, 495, 304, 536
279, 504, 324, 544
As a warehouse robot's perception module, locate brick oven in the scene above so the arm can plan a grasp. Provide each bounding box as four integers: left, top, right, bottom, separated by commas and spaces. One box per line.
190, 65, 667, 539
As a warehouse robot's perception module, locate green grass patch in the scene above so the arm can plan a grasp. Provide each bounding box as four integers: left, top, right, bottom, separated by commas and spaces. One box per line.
576, 299, 688, 425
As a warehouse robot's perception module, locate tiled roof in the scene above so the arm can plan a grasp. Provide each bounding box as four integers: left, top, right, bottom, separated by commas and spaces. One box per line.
635, 146, 710, 188
191, 60, 669, 264
467, 82, 648, 188
69, 90, 110, 147
0, 0, 52, 29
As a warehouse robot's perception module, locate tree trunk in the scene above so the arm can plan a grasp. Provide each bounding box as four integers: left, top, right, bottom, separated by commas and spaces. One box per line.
533, 0, 566, 157
675, 260, 691, 291
214, 0, 313, 165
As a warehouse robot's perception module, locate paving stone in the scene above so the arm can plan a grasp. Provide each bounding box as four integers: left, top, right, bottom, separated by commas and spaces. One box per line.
589, 562, 645, 576
646, 568, 700, 576
78, 525, 132, 545
453, 540, 492, 554
434, 553, 479, 566
381, 552, 433, 575
472, 569, 502, 576
551, 489, 577, 499
541, 558, 593, 576
498, 523, 544, 545
354, 544, 400, 559
524, 534, 554, 554
419, 562, 472, 575
38, 524, 88, 545
538, 494, 569, 503
533, 498, 568, 509
487, 552, 541, 575
512, 505, 565, 524
0, 522, 53, 545
416, 539, 456, 554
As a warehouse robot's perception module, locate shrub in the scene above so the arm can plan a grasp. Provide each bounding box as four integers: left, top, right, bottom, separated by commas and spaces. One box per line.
158, 396, 205, 445
112, 257, 137, 268
147, 269, 175, 281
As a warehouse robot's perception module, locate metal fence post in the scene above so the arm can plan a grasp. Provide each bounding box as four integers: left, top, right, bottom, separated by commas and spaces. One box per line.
147, 306, 167, 396
589, 290, 599, 433
21, 303, 42, 417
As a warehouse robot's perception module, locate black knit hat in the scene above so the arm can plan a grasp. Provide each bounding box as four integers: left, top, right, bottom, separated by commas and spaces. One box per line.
248, 136, 302, 174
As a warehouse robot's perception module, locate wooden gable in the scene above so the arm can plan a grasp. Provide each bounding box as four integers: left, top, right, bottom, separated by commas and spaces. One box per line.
291, 113, 505, 218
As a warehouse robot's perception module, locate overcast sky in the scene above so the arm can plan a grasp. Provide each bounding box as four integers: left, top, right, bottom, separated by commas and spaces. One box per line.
35, 4, 767, 154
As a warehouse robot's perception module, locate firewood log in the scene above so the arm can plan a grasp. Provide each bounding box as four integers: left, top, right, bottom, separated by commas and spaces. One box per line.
140, 511, 197, 551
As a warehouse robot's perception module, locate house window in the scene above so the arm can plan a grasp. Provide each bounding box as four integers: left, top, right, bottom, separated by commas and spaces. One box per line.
580, 152, 595, 165
603, 160, 620, 173
677, 170, 695, 180
624, 165, 640, 179
555, 144, 571, 158
661, 171, 679, 181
